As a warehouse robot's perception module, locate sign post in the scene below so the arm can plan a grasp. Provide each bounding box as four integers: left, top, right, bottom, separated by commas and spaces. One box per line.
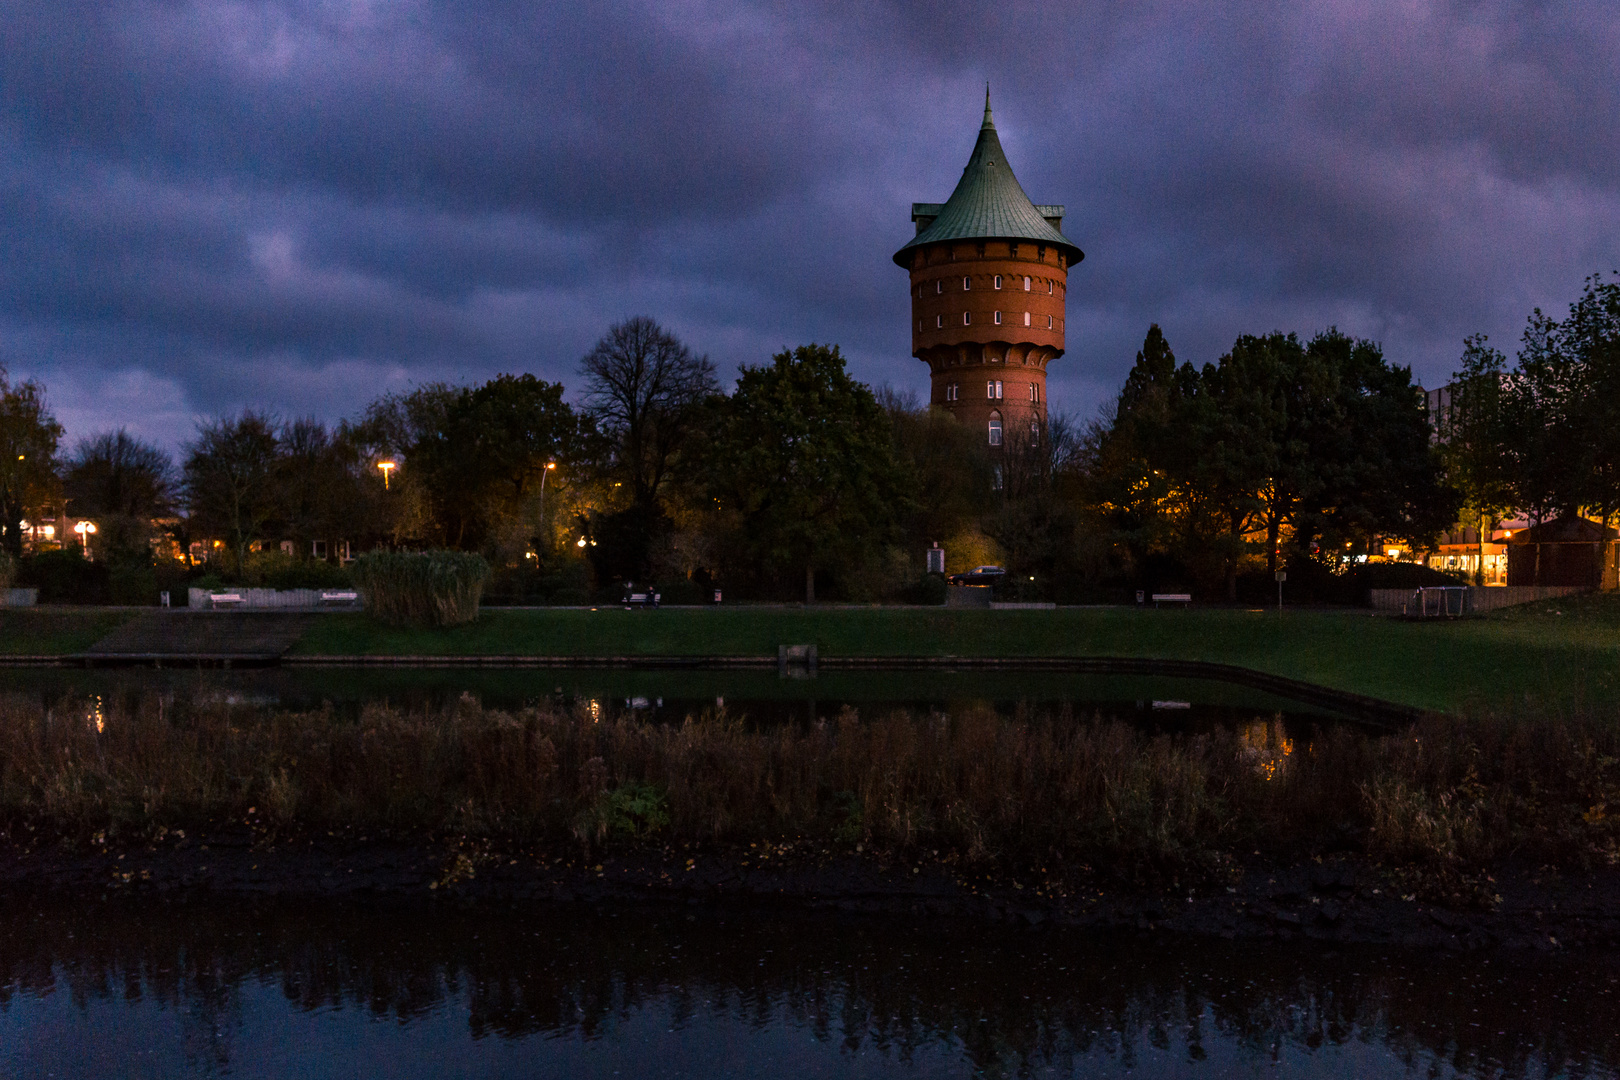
1275, 570, 1286, 613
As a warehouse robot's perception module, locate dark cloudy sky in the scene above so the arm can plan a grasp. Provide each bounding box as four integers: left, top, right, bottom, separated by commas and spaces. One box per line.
3, 0, 1618, 453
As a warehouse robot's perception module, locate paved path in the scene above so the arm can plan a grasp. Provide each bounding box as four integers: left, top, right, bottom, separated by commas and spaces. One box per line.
79, 612, 315, 664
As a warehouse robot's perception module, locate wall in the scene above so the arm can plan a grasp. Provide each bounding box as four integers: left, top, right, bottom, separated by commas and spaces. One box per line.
188, 588, 360, 610
1367, 585, 1587, 614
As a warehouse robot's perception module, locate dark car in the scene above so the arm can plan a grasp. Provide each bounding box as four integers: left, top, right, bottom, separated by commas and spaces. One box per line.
947, 565, 1006, 587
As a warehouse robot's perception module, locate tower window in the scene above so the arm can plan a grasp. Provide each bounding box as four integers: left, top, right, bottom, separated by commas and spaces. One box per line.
986, 380, 1002, 401
964, 312, 971, 325
988, 412, 1003, 447
1029, 383, 1037, 402
936, 314, 942, 328
1024, 311, 1031, 327
1023, 276, 1031, 291
936, 280, 943, 294
1048, 281, 1053, 294
963, 276, 971, 291
945, 382, 959, 402
994, 311, 1002, 325
994, 275, 1003, 289
1047, 315, 1053, 328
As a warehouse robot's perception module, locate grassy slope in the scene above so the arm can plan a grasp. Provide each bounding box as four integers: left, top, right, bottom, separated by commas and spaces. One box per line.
292, 594, 1620, 712
0, 609, 138, 655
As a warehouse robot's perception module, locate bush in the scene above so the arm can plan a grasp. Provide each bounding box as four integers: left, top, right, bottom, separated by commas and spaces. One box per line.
16, 547, 110, 604
897, 573, 947, 605
238, 550, 352, 590
483, 560, 594, 606
351, 550, 490, 627
0, 550, 13, 590
107, 559, 158, 605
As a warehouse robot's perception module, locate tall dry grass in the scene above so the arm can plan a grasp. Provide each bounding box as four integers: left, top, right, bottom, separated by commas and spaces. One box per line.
0, 693, 1615, 880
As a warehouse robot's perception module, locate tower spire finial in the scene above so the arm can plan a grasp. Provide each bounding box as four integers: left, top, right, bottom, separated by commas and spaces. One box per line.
982, 83, 993, 128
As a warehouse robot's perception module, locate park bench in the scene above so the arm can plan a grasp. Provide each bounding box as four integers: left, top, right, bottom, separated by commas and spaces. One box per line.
622, 585, 661, 609
320, 591, 359, 605
209, 593, 245, 609
1151, 593, 1192, 608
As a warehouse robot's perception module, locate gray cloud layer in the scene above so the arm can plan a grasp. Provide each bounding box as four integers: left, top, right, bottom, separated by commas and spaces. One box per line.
2, 0, 1617, 451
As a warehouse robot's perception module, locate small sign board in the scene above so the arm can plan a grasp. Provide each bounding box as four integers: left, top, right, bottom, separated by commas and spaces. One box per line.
1274, 571, 1287, 582
927, 546, 945, 574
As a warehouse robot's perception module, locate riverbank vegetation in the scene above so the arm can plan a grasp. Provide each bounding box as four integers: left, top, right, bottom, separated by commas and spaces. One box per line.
3, 692, 1616, 897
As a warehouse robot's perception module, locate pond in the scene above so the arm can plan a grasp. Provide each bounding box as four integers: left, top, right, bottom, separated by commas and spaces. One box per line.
1, 899, 1613, 1079
0, 665, 1359, 731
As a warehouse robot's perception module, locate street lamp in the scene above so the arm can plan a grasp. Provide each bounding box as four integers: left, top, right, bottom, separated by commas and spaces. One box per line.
377, 460, 397, 490
538, 462, 557, 550
73, 520, 97, 559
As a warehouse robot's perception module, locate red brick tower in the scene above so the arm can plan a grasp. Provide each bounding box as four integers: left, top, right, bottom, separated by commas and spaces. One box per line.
893, 91, 1083, 448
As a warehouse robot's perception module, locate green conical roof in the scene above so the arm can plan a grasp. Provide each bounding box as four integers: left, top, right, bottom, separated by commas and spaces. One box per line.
893, 92, 1083, 268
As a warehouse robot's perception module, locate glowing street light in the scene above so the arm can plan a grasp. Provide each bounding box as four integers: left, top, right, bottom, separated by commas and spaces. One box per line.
538, 461, 557, 540
73, 520, 97, 559
377, 460, 397, 490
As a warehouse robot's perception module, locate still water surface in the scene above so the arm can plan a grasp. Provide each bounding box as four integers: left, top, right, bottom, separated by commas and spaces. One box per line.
0, 665, 1353, 729
0, 901, 1613, 1078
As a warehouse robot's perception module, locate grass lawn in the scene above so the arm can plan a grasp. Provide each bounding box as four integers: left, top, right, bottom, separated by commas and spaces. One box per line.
291, 595, 1620, 713
0, 608, 139, 655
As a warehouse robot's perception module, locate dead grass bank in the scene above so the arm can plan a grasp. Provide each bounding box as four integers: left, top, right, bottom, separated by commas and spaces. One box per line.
1, 695, 1616, 884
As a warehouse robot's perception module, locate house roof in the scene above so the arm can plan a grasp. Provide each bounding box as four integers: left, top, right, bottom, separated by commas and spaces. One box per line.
1505, 516, 1619, 544
893, 91, 1083, 269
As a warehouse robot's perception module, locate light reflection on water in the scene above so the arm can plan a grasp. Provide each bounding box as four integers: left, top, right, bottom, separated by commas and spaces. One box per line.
0, 901, 1614, 1078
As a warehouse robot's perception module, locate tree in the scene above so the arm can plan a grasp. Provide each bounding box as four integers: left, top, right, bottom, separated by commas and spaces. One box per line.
63, 430, 176, 560
183, 412, 281, 570
1439, 336, 1515, 583
361, 376, 582, 553
706, 344, 910, 602
580, 317, 718, 511
0, 368, 63, 556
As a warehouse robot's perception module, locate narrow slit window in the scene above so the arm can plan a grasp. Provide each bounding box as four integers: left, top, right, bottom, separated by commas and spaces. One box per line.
964, 311, 971, 325
936, 314, 942, 328
963, 276, 971, 291
994, 311, 1002, 325
936, 280, 943, 294
1048, 281, 1053, 294
986, 380, 995, 400
1023, 276, 1031, 291
994, 275, 1003, 289
1024, 311, 1031, 327
1047, 315, 1053, 328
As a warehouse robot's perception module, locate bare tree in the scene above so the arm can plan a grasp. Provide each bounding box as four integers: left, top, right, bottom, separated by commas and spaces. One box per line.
579, 317, 718, 513
64, 429, 176, 559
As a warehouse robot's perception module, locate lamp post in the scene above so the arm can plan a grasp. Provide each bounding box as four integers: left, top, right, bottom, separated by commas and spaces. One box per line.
377, 460, 397, 490
73, 520, 97, 560
538, 462, 557, 548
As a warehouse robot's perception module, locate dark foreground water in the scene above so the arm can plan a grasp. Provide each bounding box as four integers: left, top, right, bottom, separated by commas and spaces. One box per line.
0, 901, 1613, 1079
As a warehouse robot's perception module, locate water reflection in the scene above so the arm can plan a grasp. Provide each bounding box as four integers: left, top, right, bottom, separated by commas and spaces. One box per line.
0, 665, 1354, 731
0, 901, 1613, 1078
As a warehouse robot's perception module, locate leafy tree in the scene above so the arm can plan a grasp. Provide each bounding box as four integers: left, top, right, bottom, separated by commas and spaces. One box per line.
183, 412, 281, 570
705, 344, 910, 602
879, 388, 993, 547
1439, 336, 1516, 583
0, 368, 63, 556
63, 430, 176, 560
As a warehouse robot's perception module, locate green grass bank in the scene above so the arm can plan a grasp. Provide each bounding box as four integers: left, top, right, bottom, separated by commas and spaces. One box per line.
0, 609, 137, 656
292, 595, 1620, 714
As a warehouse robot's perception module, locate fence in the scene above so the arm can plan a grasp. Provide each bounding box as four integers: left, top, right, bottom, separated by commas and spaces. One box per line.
187, 588, 361, 610
1367, 584, 1587, 615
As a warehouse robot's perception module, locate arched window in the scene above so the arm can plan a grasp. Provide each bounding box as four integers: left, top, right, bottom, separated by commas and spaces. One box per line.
962, 276, 971, 291
1024, 311, 1031, 327
935, 314, 942, 328
964, 311, 971, 325
1048, 281, 1053, 295
1047, 315, 1053, 328
1024, 276, 1031, 291
988, 411, 1003, 447
994, 275, 1003, 289
994, 311, 1002, 325
936, 280, 943, 294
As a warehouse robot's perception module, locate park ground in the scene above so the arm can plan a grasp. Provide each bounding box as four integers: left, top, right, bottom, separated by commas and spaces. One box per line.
3, 594, 1618, 713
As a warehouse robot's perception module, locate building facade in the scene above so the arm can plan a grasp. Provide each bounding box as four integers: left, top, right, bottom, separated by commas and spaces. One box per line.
893, 93, 1083, 447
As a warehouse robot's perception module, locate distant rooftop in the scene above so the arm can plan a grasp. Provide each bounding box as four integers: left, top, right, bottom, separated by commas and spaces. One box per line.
893, 91, 1083, 268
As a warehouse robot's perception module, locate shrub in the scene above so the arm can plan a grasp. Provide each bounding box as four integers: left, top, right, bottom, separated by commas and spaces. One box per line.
0, 550, 13, 590
16, 546, 109, 604
351, 550, 490, 627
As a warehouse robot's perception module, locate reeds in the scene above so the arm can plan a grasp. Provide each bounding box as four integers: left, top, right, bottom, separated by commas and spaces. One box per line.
351, 550, 489, 627
1, 694, 1615, 881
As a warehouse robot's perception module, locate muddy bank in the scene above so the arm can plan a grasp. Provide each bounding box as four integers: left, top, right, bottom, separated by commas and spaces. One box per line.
4, 830, 1617, 953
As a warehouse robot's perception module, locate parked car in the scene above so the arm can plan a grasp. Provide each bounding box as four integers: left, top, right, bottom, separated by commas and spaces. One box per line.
621, 582, 661, 609
947, 565, 1006, 587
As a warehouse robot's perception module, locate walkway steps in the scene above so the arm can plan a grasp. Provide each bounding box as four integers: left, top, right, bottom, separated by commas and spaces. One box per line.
75, 612, 315, 667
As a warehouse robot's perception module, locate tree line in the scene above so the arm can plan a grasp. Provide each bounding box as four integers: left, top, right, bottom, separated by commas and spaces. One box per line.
4, 278, 1614, 605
